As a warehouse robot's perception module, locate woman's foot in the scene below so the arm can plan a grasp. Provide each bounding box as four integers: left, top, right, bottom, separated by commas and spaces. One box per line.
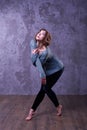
25, 109, 35, 121
57, 104, 62, 116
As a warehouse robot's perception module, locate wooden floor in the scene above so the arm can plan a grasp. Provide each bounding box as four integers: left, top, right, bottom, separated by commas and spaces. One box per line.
0, 95, 87, 130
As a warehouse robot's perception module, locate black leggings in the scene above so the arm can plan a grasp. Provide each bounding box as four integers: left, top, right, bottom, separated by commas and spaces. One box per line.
31, 67, 64, 111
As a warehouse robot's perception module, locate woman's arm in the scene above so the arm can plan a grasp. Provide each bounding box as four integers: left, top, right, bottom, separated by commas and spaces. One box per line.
30, 39, 48, 66
30, 40, 48, 84
36, 57, 46, 85
36, 58, 46, 78
30, 39, 39, 66
30, 40, 46, 78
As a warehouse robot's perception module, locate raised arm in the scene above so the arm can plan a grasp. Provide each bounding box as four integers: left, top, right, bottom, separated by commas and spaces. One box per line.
30, 39, 39, 66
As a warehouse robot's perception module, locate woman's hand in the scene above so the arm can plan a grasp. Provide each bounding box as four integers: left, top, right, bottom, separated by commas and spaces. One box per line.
32, 48, 39, 54
41, 78, 46, 85
32, 46, 46, 54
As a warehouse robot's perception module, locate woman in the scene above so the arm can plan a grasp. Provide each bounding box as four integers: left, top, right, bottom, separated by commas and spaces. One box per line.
26, 28, 64, 121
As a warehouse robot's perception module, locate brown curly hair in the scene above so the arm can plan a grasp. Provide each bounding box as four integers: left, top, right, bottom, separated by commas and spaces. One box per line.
35, 28, 51, 47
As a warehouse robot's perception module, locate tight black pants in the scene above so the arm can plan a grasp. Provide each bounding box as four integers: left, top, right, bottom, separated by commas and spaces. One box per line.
31, 67, 64, 111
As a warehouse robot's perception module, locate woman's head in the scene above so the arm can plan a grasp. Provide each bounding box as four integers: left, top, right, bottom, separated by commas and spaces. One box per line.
35, 28, 51, 47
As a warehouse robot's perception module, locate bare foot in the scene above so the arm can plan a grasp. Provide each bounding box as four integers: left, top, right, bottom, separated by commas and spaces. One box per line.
25, 109, 35, 121
57, 104, 62, 116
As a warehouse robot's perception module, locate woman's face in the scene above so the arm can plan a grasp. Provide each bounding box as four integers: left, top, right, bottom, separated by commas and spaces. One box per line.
36, 30, 46, 41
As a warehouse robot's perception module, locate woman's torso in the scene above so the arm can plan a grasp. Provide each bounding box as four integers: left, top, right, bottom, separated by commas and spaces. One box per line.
30, 39, 64, 76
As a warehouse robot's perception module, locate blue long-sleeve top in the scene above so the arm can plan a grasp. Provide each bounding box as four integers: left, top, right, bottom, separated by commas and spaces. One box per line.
30, 39, 64, 78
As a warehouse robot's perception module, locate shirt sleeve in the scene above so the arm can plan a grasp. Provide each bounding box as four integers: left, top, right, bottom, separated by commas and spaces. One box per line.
36, 58, 46, 78
30, 39, 47, 78
30, 39, 39, 66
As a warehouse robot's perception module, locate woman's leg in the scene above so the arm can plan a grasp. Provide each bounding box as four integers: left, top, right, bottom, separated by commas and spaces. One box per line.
30, 68, 64, 111
44, 68, 64, 114
26, 68, 64, 120
31, 86, 45, 111
26, 86, 45, 121
45, 86, 59, 107
46, 68, 64, 89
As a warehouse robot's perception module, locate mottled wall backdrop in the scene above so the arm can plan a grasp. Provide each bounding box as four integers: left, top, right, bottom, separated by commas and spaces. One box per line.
0, 0, 87, 95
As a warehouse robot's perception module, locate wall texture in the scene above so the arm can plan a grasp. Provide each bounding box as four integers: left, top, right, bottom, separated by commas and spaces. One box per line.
0, 0, 87, 95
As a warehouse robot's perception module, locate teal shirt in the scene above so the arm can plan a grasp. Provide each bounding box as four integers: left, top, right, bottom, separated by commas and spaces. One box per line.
30, 39, 64, 78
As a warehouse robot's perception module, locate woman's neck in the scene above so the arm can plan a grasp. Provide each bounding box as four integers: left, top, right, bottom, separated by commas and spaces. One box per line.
37, 41, 43, 49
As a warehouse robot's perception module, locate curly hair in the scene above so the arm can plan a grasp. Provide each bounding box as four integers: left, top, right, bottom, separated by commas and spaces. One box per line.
35, 28, 51, 47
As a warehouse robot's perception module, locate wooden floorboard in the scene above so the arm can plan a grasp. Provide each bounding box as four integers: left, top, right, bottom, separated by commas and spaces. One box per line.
0, 95, 87, 130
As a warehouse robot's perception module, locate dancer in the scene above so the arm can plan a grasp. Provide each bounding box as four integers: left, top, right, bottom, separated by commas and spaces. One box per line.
26, 28, 64, 121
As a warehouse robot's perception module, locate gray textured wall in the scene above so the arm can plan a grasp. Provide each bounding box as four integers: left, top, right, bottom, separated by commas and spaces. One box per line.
0, 0, 87, 95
